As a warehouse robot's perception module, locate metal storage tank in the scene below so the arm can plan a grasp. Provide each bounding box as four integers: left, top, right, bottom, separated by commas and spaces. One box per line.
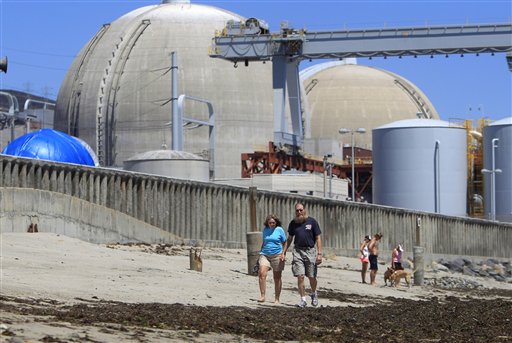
373, 119, 467, 216
124, 150, 209, 181
301, 62, 440, 152
482, 117, 512, 222
55, 0, 273, 179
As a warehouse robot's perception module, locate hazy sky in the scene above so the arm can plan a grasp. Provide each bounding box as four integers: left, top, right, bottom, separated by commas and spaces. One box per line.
1, 0, 511, 121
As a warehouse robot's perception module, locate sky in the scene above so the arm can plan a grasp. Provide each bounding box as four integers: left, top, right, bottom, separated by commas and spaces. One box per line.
0, 0, 511, 122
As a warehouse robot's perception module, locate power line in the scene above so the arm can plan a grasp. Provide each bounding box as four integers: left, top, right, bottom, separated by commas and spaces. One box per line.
10, 61, 69, 71
3, 47, 76, 58
0, 84, 58, 98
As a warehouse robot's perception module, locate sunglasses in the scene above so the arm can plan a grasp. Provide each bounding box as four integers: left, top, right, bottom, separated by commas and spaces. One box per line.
295, 208, 304, 212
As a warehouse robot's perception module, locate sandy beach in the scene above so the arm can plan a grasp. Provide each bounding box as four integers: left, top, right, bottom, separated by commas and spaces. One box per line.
1, 232, 511, 342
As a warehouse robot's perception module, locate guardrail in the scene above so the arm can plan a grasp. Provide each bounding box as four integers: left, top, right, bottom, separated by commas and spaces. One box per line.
1, 155, 510, 259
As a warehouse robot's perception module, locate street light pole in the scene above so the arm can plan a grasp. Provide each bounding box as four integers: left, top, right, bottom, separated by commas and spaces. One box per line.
329, 162, 333, 198
323, 154, 333, 198
482, 138, 502, 221
351, 138, 355, 200
339, 127, 366, 201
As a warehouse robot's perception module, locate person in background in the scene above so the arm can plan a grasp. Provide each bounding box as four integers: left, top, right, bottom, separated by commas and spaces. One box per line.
368, 233, 383, 286
257, 214, 287, 304
391, 244, 404, 270
359, 235, 371, 283
283, 202, 322, 308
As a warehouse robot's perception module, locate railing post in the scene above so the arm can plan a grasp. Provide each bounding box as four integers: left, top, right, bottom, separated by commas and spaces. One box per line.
415, 216, 421, 246
249, 187, 257, 232
246, 187, 261, 275
413, 216, 424, 286
413, 246, 424, 286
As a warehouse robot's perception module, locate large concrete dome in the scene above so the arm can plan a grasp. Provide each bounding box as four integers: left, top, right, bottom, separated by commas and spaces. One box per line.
55, 0, 273, 179
301, 62, 440, 150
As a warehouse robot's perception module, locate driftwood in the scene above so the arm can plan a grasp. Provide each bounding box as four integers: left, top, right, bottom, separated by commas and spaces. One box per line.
27, 223, 38, 233
189, 247, 203, 272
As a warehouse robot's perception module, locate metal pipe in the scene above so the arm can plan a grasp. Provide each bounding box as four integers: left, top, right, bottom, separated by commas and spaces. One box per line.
491, 139, 497, 220
329, 163, 333, 198
171, 51, 182, 150
323, 156, 327, 198
24, 99, 53, 111
351, 134, 355, 200
176, 94, 216, 179
482, 138, 501, 221
490, 138, 500, 221
434, 140, 441, 213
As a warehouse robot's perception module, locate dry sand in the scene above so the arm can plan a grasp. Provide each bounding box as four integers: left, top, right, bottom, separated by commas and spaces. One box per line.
1, 232, 510, 342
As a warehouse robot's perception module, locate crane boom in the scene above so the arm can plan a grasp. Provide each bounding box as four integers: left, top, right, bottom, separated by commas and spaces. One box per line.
210, 21, 512, 151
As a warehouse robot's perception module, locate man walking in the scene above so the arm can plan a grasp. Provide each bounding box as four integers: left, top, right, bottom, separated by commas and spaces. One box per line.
283, 202, 322, 307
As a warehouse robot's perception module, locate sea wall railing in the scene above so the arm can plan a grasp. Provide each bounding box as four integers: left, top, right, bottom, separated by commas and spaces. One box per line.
1, 155, 510, 259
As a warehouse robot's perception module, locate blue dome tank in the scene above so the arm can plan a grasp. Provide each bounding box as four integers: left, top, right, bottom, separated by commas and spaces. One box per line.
2, 129, 96, 166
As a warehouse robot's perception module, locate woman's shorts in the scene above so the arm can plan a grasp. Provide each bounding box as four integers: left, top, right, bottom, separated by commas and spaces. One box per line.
360, 255, 369, 263
259, 254, 285, 272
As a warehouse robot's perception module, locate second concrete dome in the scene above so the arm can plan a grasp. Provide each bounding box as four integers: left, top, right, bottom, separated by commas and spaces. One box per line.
302, 62, 440, 150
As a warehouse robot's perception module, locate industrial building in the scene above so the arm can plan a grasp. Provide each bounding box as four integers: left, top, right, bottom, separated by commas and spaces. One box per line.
1, 0, 510, 224
0, 90, 55, 147
51, 0, 446, 200
53, 0, 440, 170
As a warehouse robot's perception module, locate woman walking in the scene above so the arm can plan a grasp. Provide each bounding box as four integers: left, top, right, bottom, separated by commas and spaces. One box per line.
257, 214, 287, 304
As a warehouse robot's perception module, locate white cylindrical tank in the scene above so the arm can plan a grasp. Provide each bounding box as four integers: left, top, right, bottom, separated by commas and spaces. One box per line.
483, 117, 512, 223
124, 150, 209, 181
373, 119, 467, 216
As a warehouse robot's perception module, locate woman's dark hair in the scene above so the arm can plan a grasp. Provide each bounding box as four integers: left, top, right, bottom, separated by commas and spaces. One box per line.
264, 214, 282, 227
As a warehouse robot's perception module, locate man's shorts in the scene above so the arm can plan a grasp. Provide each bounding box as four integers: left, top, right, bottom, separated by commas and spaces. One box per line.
369, 254, 378, 270
259, 254, 285, 272
292, 247, 318, 278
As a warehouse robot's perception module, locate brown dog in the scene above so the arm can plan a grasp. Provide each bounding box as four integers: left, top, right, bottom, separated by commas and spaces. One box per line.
383, 267, 395, 286
389, 269, 412, 288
